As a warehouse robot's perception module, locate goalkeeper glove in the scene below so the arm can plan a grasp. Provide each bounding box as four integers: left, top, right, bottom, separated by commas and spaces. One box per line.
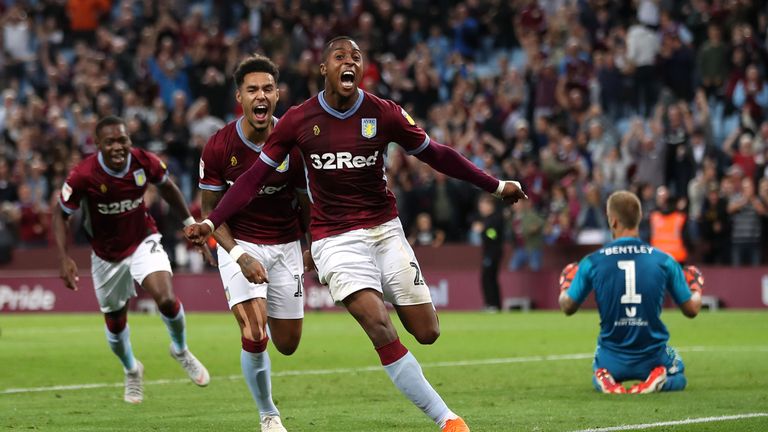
559, 262, 579, 292
683, 265, 704, 294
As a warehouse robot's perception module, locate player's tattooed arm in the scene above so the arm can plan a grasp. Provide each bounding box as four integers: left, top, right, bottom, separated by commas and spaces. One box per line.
201, 189, 238, 252
52, 207, 79, 290
201, 189, 269, 284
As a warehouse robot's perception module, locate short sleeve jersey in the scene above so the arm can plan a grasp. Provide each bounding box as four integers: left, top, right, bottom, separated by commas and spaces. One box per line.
259, 89, 430, 240
198, 117, 304, 244
566, 237, 692, 357
59, 148, 167, 262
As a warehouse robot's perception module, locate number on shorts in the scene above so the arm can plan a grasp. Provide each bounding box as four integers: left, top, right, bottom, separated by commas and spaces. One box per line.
144, 239, 160, 253
293, 274, 303, 297
410, 262, 425, 286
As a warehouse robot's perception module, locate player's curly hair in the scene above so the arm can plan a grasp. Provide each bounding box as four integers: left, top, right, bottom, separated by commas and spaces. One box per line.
322, 36, 357, 61
95, 115, 125, 139
233, 55, 279, 88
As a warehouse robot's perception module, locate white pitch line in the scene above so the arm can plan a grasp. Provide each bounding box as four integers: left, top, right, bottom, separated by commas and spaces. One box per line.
2, 345, 766, 396
568, 413, 768, 432
2, 352, 596, 395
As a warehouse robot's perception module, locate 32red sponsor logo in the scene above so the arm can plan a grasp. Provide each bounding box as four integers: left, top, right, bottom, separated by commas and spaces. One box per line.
309, 151, 379, 170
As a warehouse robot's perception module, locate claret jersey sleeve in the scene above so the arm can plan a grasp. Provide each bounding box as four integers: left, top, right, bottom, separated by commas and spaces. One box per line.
382, 100, 430, 156
199, 132, 226, 191
59, 171, 85, 215
136, 148, 169, 184
260, 107, 300, 170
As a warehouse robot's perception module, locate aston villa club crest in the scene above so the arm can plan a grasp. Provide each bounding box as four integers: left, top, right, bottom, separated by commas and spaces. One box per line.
276, 155, 290, 173
361, 118, 377, 139
133, 169, 147, 186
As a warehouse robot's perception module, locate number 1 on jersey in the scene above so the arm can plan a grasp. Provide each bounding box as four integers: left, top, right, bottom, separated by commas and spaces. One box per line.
618, 260, 642, 304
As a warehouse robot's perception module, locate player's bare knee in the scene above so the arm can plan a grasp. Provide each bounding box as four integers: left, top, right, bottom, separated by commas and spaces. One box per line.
241, 325, 266, 343
273, 337, 299, 356
414, 327, 440, 345
156, 296, 177, 316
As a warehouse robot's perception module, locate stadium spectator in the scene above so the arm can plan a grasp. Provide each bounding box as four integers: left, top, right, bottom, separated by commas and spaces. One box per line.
17, 183, 48, 247
470, 194, 505, 311
732, 64, 768, 126
409, 212, 446, 248
575, 183, 609, 245
544, 210, 575, 247
66, 0, 111, 44
660, 103, 696, 196
1, 0, 767, 267
0, 158, 19, 204
697, 23, 728, 98
728, 177, 767, 266
700, 183, 730, 265
724, 133, 759, 181
559, 190, 702, 394
509, 198, 545, 272
687, 158, 718, 238
759, 177, 768, 262
650, 186, 691, 264
626, 20, 660, 116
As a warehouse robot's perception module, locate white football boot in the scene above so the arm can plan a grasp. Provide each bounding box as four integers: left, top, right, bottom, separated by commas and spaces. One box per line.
170, 345, 210, 386
260, 415, 288, 432
124, 360, 144, 404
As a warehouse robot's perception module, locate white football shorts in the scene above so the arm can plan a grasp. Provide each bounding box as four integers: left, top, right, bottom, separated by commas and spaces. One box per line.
91, 233, 173, 313
311, 217, 433, 306
216, 239, 304, 319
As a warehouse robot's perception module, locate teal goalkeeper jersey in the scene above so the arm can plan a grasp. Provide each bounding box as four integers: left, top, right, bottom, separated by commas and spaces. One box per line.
566, 237, 692, 357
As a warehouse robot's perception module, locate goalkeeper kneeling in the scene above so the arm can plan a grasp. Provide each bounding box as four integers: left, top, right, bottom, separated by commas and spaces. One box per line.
557, 191, 703, 394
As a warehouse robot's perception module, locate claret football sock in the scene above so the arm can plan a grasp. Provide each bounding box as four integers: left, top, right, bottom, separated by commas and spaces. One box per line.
377, 338, 454, 426
160, 301, 187, 354
105, 325, 137, 372
241, 336, 280, 419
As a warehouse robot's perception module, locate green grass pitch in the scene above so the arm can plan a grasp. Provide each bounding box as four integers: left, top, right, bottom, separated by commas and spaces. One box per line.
1, 310, 767, 431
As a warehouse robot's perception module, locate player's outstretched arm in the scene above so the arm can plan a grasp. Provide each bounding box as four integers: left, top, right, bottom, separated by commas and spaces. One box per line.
187, 157, 275, 246
156, 179, 215, 265
52, 207, 79, 291
414, 141, 527, 204
200, 189, 268, 284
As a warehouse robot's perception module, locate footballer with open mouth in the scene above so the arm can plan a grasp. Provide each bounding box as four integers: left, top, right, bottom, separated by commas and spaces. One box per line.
321, 38, 363, 109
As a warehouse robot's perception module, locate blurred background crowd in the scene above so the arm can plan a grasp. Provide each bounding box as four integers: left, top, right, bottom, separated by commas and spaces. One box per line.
1, 0, 767, 269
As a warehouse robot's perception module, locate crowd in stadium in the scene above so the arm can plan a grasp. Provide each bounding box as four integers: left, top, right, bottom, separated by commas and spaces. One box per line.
0, 0, 767, 267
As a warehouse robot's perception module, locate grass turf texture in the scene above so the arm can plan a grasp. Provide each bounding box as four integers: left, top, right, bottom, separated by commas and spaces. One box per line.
1, 311, 767, 431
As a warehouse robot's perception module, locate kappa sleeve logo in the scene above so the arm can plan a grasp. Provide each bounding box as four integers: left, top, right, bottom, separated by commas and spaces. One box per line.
61, 183, 73, 202
199, 159, 205, 179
